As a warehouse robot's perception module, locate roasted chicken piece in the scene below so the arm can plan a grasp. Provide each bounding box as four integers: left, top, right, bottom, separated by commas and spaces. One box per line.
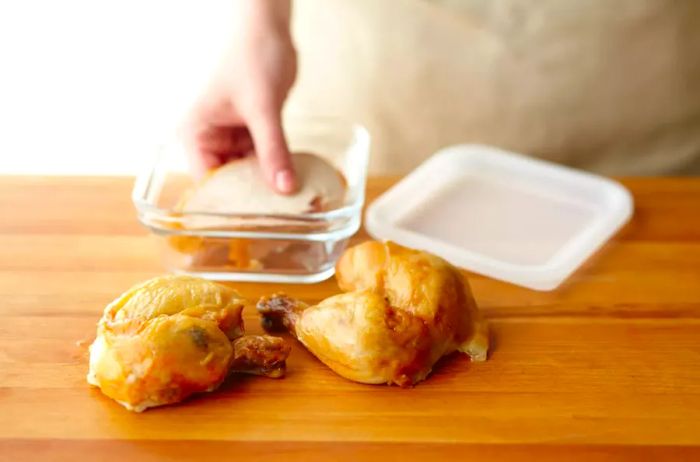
87, 275, 289, 412
258, 241, 488, 387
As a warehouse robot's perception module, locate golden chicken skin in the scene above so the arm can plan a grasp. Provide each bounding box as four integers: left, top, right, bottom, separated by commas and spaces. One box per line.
88, 275, 289, 412
257, 241, 488, 387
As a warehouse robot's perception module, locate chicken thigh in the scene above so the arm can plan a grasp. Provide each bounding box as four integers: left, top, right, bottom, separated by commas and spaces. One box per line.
88, 275, 289, 412
257, 241, 488, 386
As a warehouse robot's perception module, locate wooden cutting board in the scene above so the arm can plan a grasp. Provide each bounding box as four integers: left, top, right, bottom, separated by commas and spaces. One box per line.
1, 176, 700, 462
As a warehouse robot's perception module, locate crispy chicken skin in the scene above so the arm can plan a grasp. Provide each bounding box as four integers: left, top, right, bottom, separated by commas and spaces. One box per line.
87, 275, 289, 412
258, 241, 488, 387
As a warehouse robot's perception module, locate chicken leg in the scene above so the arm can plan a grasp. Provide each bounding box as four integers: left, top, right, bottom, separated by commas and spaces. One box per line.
87, 275, 290, 412
257, 241, 488, 386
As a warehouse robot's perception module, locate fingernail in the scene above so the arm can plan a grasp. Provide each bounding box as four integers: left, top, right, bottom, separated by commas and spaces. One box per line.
275, 169, 296, 194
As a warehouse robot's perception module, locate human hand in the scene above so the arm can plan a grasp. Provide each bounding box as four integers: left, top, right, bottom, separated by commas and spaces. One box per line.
185, 0, 297, 193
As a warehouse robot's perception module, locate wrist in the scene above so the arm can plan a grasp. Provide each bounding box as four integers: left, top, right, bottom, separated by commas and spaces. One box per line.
232, 0, 292, 41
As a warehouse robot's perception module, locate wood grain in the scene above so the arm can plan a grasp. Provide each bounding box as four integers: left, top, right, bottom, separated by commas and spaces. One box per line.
1, 176, 700, 461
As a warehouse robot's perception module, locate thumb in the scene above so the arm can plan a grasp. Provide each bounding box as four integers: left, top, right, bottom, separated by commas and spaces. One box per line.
246, 106, 297, 194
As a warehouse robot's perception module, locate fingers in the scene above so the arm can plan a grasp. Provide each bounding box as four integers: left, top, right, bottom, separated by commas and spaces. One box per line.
187, 123, 254, 178
184, 78, 297, 194
245, 105, 297, 194
197, 125, 255, 158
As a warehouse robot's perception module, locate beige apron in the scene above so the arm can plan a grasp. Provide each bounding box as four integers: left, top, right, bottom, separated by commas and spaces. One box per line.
288, 0, 700, 175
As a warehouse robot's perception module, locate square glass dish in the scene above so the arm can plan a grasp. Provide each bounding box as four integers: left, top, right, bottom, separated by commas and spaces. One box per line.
132, 117, 370, 283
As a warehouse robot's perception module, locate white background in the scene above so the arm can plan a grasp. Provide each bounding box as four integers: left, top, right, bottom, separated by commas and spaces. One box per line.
0, 1, 234, 175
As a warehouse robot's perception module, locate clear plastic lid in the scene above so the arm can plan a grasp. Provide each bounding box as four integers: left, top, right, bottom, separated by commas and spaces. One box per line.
366, 145, 633, 291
